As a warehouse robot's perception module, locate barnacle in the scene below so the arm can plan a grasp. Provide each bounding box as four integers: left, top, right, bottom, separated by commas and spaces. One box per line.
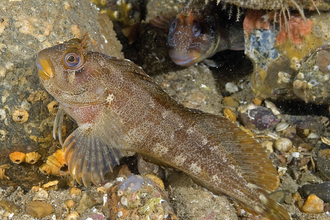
25, 152, 41, 164
47, 101, 59, 115
0, 164, 10, 180
12, 108, 29, 124
39, 149, 66, 175
9, 152, 26, 164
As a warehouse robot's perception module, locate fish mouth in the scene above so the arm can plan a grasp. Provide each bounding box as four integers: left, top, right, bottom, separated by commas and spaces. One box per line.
36, 54, 54, 80
169, 50, 200, 67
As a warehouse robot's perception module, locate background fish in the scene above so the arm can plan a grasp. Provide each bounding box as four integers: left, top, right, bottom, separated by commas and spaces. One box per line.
36, 38, 290, 220
167, 0, 245, 67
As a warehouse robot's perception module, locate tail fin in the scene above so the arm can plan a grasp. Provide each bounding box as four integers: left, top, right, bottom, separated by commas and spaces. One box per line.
238, 188, 291, 220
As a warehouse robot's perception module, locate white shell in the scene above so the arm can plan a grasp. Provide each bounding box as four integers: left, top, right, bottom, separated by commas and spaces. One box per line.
265, 100, 281, 115
225, 82, 239, 93
276, 121, 289, 132
274, 138, 292, 152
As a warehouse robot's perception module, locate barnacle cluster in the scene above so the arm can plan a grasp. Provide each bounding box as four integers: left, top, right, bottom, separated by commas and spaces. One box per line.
9, 151, 41, 164
39, 149, 66, 176
105, 174, 178, 220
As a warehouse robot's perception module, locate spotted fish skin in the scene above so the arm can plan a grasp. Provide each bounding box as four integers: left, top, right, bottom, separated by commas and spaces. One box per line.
36, 38, 290, 220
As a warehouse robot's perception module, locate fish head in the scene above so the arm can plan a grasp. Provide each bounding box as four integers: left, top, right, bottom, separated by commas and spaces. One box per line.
36, 38, 106, 106
168, 9, 219, 67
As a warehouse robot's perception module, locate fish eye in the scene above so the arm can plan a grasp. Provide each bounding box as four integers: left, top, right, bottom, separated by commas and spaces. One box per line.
64, 52, 83, 69
192, 23, 201, 37
170, 19, 177, 32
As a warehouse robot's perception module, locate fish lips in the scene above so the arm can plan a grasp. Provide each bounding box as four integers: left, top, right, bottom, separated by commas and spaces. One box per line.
169, 49, 201, 67
36, 54, 55, 80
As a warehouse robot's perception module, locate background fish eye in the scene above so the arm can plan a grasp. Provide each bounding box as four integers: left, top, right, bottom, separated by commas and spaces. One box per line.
192, 22, 201, 37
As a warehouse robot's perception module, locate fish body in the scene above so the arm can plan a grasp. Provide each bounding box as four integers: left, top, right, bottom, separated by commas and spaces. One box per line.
36, 38, 290, 220
167, 0, 244, 66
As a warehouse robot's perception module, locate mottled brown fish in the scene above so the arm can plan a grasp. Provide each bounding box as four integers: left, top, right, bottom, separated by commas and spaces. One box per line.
36, 38, 291, 220
167, 0, 244, 66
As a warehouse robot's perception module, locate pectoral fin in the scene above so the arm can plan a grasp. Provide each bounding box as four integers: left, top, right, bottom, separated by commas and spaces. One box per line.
63, 125, 124, 186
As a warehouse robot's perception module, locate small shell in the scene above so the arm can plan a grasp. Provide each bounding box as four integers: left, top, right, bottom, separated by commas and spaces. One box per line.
42, 180, 59, 189
25, 152, 41, 164
276, 121, 289, 132
97, 187, 106, 194
33, 188, 49, 201
66, 211, 79, 220
69, 187, 82, 197
274, 138, 292, 152
253, 97, 262, 106
265, 100, 280, 116
64, 199, 75, 209
321, 136, 330, 145
307, 132, 319, 139
223, 108, 236, 122
9, 152, 26, 164
225, 82, 239, 93
12, 108, 29, 124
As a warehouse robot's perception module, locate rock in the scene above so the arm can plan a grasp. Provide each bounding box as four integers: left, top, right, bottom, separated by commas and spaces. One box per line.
76, 192, 103, 214
239, 105, 280, 131
301, 194, 324, 213
166, 171, 238, 220
26, 201, 53, 218
299, 170, 323, 185
0, 200, 19, 214
280, 173, 299, 193
270, 191, 286, 203
300, 182, 330, 203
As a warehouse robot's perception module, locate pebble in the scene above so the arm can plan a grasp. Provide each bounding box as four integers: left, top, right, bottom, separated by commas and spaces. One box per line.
301, 194, 324, 213
274, 138, 292, 152
26, 201, 53, 218
222, 96, 240, 108
270, 191, 286, 203
301, 182, 330, 203
76, 192, 103, 214
70, 187, 82, 197
0, 200, 19, 214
